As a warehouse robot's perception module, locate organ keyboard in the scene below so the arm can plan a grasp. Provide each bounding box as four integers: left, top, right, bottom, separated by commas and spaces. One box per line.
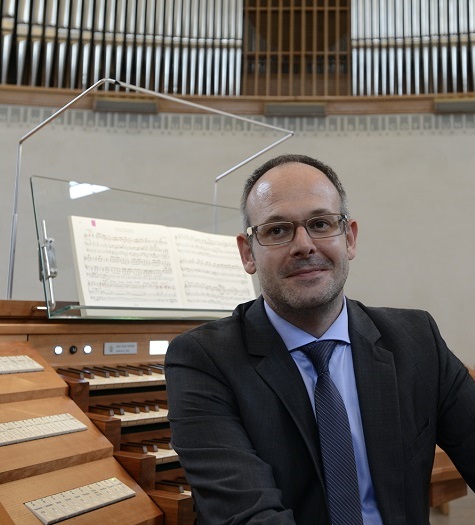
0, 354, 44, 374
24, 477, 136, 524
0, 412, 87, 447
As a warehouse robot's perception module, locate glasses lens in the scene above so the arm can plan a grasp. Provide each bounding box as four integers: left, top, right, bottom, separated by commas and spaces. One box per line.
257, 222, 294, 245
306, 215, 343, 238
253, 215, 345, 245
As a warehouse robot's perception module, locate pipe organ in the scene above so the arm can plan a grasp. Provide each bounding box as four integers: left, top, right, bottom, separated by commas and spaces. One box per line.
351, 0, 475, 96
2, 1, 474, 98
0, 0, 243, 95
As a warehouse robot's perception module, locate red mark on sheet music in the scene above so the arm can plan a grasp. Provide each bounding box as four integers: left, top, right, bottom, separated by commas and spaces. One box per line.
91, 220, 96, 227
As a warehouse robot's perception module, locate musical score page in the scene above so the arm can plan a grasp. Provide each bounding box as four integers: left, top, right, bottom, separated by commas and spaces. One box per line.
173, 227, 256, 310
68, 216, 256, 315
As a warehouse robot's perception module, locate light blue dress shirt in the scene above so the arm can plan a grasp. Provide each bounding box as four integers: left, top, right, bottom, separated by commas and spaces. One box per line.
264, 299, 383, 525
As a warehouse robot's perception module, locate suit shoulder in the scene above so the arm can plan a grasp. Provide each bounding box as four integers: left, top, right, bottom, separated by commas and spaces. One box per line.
167, 300, 255, 350
178, 314, 242, 339
164, 307, 253, 373
347, 298, 435, 335
355, 300, 428, 320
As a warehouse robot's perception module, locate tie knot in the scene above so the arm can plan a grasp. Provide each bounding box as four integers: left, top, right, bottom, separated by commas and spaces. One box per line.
301, 340, 337, 375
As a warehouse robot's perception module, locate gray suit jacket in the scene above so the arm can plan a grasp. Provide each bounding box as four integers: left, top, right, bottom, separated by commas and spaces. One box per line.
165, 297, 475, 524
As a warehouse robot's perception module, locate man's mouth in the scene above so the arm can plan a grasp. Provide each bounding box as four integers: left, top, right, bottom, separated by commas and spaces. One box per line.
286, 266, 329, 278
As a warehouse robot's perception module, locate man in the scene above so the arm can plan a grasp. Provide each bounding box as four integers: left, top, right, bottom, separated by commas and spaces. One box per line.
165, 154, 475, 524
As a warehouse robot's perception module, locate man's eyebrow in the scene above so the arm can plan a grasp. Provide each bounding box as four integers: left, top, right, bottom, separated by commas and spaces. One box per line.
257, 209, 337, 224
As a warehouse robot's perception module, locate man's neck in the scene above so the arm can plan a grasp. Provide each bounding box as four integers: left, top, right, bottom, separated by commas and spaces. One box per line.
264, 295, 345, 339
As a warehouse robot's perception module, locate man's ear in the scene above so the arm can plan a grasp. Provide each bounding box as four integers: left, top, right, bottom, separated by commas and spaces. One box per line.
236, 233, 257, 275
346, 219, 358, 260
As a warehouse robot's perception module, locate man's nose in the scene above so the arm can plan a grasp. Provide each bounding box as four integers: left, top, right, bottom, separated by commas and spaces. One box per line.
289, 225, 316, 256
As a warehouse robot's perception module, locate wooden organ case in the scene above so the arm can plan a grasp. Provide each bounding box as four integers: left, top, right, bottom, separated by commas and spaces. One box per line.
0, 300, 199, 524
0, 300, 471, 522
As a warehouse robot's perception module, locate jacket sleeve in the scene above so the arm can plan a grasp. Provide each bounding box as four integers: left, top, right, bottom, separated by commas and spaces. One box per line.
432, 313, 475, 490
164, 330, 297, 525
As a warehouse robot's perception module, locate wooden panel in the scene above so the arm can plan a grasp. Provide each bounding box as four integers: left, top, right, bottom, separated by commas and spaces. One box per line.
0, 335, 27, 342
29, 332, 170, 368
89, 412, 122, 450
0, 84, 463, 116
430, 478, 467, 508
0, 457, 163, 524
149, 490, 195, 525
0, 396, 113, 484
430, 446, 467, 507
0, 341, 68, 402
114, 451, 157, 491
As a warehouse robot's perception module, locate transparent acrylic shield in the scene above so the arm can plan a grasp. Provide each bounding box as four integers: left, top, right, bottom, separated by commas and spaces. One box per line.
31, 175, 255, 319
7, 79, 293, 317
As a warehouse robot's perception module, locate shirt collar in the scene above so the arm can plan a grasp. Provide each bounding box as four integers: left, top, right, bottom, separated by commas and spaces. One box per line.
264, 297, 350, 351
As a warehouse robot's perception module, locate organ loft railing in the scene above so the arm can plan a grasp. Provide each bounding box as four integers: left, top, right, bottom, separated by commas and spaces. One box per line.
1, 1, 474, 99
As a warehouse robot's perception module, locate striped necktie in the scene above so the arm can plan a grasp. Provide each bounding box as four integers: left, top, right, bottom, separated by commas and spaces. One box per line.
302, 340, 363, 525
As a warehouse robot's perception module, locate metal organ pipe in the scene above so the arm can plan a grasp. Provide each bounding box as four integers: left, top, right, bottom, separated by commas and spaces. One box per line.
0, 0, 244, 95
351, 0, 474, 95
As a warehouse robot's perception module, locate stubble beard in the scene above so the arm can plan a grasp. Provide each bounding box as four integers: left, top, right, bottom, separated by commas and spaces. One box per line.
260, 260, 349, 324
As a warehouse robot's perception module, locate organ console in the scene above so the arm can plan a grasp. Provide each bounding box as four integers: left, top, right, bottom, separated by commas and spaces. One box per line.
0, 299, 471, 522
0, 339, 164, 523
0, 300, 199, 524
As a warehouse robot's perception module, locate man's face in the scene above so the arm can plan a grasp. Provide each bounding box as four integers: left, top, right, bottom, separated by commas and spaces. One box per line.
237, 162, 357, 322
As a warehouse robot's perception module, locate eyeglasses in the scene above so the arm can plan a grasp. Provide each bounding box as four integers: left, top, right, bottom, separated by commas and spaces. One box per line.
246, 214, 348, 246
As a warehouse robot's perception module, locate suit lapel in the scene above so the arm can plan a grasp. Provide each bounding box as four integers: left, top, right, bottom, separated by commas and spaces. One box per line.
347, 300, 406, 523
241, 298, 325, 484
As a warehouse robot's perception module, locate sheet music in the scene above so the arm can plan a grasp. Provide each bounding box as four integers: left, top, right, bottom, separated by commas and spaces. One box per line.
68, 216, 255, 314
173, 227, 256, 310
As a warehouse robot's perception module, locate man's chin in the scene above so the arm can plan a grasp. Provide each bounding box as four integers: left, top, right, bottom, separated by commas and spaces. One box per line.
283, 286, 343, 311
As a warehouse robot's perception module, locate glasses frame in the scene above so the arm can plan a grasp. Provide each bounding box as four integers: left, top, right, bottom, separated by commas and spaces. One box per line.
246, 213, 349, 246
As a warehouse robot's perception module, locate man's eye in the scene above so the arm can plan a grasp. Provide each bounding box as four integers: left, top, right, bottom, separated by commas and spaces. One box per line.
309, 219, 331, 231
262, 224, 291, 237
